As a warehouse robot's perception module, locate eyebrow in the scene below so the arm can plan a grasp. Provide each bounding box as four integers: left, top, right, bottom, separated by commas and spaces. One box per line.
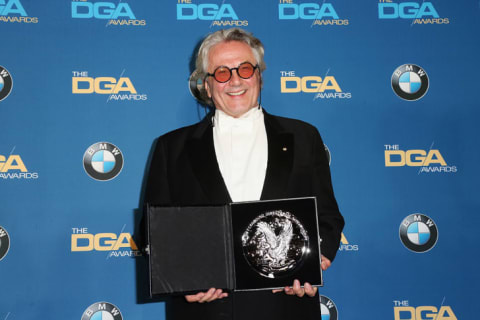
212, 61, 252, 70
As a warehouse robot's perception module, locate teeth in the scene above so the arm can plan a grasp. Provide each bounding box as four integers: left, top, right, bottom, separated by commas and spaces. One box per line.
228, 90, 246, 96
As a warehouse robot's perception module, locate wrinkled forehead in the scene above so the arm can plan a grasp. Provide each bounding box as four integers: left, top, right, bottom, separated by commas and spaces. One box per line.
207, 40, 257, 71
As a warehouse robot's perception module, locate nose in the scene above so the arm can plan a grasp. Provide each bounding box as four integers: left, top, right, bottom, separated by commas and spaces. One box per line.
228, 69, 242, 85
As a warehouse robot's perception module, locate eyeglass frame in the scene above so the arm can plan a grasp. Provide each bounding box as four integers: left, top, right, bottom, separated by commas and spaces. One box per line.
205, 62, 259, 83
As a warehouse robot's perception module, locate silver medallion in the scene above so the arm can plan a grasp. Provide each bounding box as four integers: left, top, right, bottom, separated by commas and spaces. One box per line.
241, 210, 309, 278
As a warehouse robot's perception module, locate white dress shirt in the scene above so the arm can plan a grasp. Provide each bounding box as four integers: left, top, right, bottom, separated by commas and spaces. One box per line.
212, 107, 268, 202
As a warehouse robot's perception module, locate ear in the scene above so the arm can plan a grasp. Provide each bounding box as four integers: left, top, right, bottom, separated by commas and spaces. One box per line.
204, 79, 212, 98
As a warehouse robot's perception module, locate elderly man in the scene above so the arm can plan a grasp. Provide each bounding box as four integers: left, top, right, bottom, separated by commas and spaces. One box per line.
145, 28, 344, 320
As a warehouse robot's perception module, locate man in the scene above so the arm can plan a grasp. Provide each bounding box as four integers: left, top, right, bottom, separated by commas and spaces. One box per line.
145, 28, 344, 320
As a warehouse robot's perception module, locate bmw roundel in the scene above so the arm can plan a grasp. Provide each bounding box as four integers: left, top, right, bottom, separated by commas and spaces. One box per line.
399, 213, 438, 252
81, 301, 123, 320
0, 226, 10, 261
0, 66, 13, 102
320, 295, 338, 320
391, 64, 429, 101
83, 142, 123, 181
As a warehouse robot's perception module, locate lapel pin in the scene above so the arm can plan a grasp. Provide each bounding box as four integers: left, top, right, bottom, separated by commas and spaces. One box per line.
282, 147, 287, 151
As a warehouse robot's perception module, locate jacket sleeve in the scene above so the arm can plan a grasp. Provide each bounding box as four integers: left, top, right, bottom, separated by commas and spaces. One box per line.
311, 128, 345, 262
145, 137, 172, 206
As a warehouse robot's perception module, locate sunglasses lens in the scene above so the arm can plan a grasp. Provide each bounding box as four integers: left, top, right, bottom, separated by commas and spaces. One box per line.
238, 63, 255, 79
211, 63, 256, 82
214, 67, 231, 83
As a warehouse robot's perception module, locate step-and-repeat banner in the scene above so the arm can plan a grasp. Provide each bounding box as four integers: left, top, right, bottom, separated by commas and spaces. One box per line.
1, 1, 479, 319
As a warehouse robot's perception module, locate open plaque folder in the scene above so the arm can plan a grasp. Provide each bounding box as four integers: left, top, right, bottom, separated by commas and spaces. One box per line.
147, 197, 322, 296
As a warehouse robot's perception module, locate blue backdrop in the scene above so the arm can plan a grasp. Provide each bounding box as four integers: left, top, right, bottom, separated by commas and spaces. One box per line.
1, 1, 479, 319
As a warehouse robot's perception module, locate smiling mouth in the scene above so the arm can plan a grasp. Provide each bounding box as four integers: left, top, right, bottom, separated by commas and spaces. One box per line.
227, 90, 246, 96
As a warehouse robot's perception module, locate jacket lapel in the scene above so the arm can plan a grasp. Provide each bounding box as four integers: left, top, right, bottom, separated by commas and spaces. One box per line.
186, 115, 232, 204
260, 112, 294, 200
187, 111, 293, 204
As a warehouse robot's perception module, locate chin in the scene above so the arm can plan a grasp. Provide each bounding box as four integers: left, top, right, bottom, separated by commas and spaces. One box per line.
229, 106, 254, 117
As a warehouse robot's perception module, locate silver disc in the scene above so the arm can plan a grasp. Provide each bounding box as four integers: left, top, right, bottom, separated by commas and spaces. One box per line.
241, 210, 309, 278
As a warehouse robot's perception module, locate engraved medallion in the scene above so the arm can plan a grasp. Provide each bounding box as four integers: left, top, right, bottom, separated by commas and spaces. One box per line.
241, 210, 309, 278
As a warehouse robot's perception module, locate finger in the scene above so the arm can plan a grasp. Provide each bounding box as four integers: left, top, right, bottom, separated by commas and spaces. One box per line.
219, 292, 229, 299
321, 255, 332, 271
205, 289, 223, 302
204, 289, 219, 302
284, 286, 295, 295
293, 279, 305, 297
304, 282, 317, 297
272, 289, 283, 293
198, 288, 216, 303
185, 292, 204, 303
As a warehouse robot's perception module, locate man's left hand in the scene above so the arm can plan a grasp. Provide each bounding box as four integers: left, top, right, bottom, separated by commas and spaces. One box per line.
321, 255, 331, 271
272, 279, 317, 297
271, 255, 331, 297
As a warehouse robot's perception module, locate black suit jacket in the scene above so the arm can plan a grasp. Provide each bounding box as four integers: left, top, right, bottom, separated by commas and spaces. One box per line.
145, 111, 344, 320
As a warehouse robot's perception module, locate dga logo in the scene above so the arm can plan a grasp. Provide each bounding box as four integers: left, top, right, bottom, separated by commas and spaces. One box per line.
391, 64, 428, 101
81, 302, 122, 320
280, 71, 351, 99
394, 300, 457, 320
378, 1, 449, 25
384, 144, 457, 173
72, 1, 145, 26
176, 1, 248, 27
0, 66, 13, 101
83, 142, 123, 181
0, 226, 10, 261
278, 1, 349, 26
339, 233, 359, 252
399, 213, 438, 253
0, 0, 38, 23
71, 227, 141, 258
320, 295, 338, 320
0, 152, 39, 179
72, 71, 147, 101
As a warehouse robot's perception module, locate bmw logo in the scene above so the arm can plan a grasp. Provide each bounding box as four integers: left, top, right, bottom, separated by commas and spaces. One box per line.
391, 64, 429, 101
320, 295, 338, 320
83, 142, 123, 181
0, 226, 10, 261
399, 213, 438, 252
81, 302, 123, 320
0, 66, 13, 102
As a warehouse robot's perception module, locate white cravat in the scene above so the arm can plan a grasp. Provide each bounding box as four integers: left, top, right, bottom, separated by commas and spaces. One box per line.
213, 107, 268, 202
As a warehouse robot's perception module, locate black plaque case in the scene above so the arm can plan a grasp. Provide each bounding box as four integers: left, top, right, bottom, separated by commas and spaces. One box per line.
147, 197, 322, 296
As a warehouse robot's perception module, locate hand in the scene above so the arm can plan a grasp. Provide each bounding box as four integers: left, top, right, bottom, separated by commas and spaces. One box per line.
272, 279, 317, 297
185, 288, 228, 303
321, 255, 331, 271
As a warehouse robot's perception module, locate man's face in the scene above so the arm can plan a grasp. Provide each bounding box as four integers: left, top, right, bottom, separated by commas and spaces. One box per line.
205, 41, 260, 118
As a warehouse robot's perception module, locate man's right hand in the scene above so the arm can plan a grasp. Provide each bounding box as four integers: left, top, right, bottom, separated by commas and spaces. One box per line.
185, 288, 229, 303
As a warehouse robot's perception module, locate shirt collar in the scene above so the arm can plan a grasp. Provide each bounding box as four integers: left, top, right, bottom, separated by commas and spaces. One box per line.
213, 106, 263, 132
